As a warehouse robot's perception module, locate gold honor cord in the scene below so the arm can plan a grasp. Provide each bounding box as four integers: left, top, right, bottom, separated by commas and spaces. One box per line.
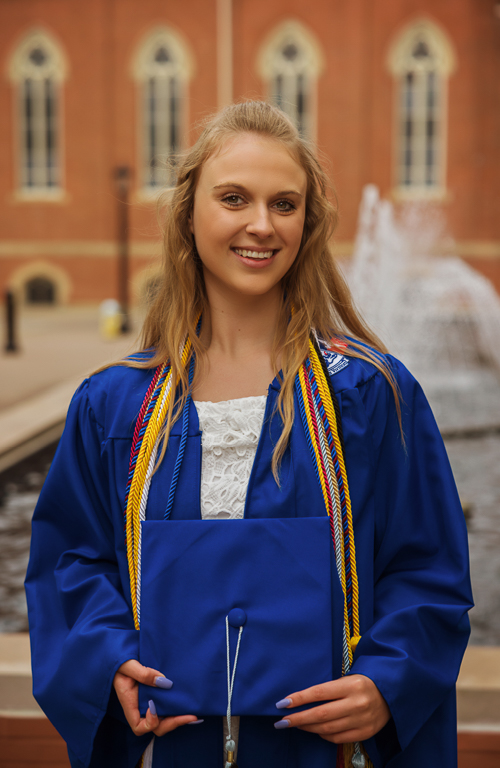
125, 335, 193, 630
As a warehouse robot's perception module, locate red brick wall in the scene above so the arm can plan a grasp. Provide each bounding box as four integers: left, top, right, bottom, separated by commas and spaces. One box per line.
1, 715, 499, 767
0, 717, 70, 768
458, 731, 500, 768
0, 0, 499, 302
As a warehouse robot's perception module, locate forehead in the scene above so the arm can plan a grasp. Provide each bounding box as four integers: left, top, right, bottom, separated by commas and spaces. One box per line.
197, 133, 307, 192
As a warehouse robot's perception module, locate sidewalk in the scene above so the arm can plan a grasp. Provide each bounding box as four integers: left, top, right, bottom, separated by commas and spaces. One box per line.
0, 305, 143, 471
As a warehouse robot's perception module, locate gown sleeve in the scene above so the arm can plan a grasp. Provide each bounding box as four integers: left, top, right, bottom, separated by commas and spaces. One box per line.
25, 379, 144, 768
349, 357, 473, 763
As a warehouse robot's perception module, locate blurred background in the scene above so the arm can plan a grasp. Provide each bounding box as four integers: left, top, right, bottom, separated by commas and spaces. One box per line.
0, 0, 499, 765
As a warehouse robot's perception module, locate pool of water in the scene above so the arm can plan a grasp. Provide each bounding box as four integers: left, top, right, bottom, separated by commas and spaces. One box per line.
1, 436, 499, 644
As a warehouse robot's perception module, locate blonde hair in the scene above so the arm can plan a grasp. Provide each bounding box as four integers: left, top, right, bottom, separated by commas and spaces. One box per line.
127, 101, 399, 478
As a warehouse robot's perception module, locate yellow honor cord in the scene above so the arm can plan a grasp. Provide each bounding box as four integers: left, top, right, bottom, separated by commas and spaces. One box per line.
125, 336, 193, 629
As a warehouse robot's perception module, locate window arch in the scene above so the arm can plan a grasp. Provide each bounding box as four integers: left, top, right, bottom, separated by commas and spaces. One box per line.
257, 21, 324, 138
8, 261, 72, 304
8, 29, 68, 196
132, 28, 194, 190
388, 19, 457, 197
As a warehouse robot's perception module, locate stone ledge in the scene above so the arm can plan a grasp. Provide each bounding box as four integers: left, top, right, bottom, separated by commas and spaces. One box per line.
0, 634, 42, 717
0, 378, 80, 473
457, 646, 500, 728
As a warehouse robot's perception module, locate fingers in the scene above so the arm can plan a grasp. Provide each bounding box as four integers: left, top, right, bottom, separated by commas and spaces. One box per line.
294, 710, 377, 743
124, 700, 201, 738
116, 659, 173, 689
274, 699, 352, 731
143, 702, 203, 738
273, 675, 391, 743
113, 661, 192, 738
278, 677, 350, 709
152, 714, 203, 737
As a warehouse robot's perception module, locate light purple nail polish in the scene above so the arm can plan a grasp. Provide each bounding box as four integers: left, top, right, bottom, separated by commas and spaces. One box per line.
274, 719, 290, 730
187, 719, 204, 725
276, 697, 292, 709
155, 676, 173, 689
148, 699, 157, 717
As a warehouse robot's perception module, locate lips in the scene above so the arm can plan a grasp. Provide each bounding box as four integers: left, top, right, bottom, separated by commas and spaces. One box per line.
233, 248, 275, 260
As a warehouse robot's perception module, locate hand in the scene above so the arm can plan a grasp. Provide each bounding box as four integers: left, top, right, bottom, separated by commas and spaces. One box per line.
274, 674, 391, 744
113, 659, 200, 737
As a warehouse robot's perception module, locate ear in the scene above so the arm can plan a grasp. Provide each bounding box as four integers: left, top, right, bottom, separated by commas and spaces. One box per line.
188, 209, 194, 234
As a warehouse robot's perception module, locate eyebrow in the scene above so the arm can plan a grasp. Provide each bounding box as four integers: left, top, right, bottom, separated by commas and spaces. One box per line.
213, 182, 303, 197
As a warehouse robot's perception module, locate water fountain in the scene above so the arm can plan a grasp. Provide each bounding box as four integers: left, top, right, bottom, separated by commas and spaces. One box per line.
347, 185, 500, 644
348, 185, 500, 434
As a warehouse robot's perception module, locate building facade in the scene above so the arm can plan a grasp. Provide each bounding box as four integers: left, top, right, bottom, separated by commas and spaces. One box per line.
1, 0, 499, 305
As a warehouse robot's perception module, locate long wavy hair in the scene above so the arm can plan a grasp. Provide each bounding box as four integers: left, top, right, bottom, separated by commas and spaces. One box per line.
127, 101, 399, 478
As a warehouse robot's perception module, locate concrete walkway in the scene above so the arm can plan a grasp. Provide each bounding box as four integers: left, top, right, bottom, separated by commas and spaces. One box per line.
0, 305, 142, 471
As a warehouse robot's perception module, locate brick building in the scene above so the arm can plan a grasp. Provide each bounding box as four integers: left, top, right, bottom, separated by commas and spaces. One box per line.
1, 0, 499, 306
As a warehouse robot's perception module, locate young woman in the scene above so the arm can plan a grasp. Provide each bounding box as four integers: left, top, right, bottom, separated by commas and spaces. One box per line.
26, 101, 472, 768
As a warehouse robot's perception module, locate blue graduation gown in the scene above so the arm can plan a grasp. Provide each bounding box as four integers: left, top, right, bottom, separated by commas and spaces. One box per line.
25, 353, 472, 768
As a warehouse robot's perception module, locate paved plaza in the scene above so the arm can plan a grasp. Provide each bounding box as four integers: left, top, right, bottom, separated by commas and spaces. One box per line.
0, 304, 143, 411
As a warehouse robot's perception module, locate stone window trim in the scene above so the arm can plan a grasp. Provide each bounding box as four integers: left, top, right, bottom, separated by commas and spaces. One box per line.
7, 260, 72, 305
387, 18, 457, 201
131, 26, 194, 196
257, 20, 324, 141
8, 27, 68, 200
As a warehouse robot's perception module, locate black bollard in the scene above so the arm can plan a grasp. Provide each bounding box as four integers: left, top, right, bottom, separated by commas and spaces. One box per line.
5, 290, 18, 353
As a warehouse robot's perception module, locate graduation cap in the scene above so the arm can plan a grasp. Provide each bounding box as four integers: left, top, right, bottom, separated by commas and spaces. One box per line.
138, 517, 344, 717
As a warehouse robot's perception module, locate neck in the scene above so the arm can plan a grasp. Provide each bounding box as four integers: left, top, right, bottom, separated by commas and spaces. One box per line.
201, 285, 282, 359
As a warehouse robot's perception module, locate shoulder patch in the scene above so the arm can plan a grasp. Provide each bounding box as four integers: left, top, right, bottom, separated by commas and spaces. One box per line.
321, 347, 349, 376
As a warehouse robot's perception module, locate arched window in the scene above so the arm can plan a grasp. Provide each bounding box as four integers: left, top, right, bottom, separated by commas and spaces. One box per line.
257, 21, 323, 139
132, 28, 193, 190
8, 29, 67, 196
25, 276, 56, 304
388, 19, 456, 198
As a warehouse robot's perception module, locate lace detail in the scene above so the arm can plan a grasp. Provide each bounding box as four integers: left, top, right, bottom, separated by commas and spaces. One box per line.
194, 395, 267, 520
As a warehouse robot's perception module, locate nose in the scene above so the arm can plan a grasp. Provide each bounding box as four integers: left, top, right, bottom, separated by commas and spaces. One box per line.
245, 203, 275, 239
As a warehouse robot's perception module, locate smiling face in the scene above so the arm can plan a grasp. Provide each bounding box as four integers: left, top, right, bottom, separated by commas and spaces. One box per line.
190, 132, 307, 303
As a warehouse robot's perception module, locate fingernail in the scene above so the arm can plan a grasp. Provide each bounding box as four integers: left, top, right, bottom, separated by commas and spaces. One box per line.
155, 676, 173, 689
274, 719, 290, 729
148, 699, 157, 717
188, 719, 204, 725
276, 697, 292, 709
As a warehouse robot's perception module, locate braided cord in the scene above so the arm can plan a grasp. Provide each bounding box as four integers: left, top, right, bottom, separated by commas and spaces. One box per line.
295, 340, 362, 664
123, 364, 169, 515
304, 354, 351, 672
125, 335, 193, 629
164, 353, 196, 520
297, 365, 334, 520
310, 343, 360, 644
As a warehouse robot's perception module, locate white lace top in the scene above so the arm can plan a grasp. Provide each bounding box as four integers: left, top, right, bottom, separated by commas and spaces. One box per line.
194, 395, 267, 520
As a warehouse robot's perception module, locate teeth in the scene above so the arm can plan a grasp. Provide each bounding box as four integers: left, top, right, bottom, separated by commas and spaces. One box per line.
234, 249, 274, 260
